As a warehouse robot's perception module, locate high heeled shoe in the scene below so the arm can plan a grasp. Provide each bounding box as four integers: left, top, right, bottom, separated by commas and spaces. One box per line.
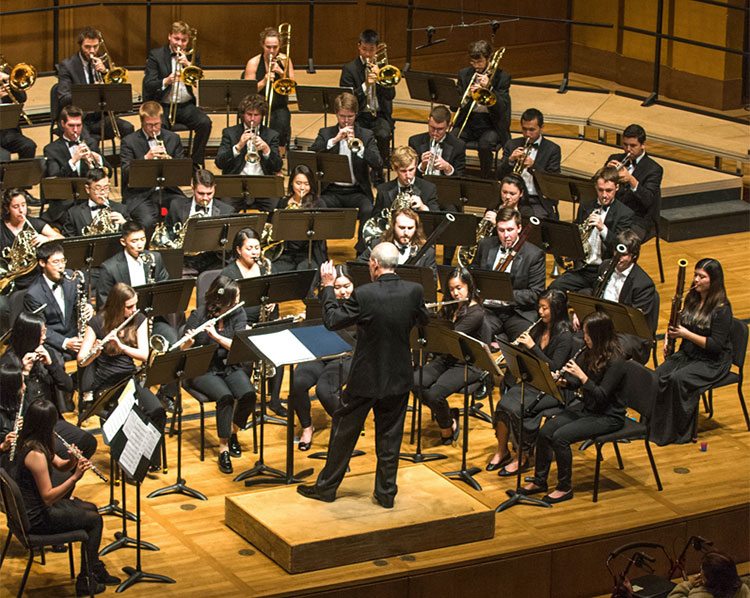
298, 428, 315, 451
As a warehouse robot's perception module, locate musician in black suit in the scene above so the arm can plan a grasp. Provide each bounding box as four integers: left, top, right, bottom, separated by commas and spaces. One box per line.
311, 92, 382, 252
473, 207, 546, 340
373, 146, 440, 217
54, 27, 135, 148
497, 108, 562, 219
605, 124, 663, 240
0, 75, 36, 161
142, 20, 212, 166
456, 40, 511, 179
297, 244, 429, 507
164, 169, 234, 274
340, 29, 395, 177
550, 167, 635, 293
62, 168, 127, 237
409, 105, 466, 178
214, 93, 283, 212
120, 101, 187, 237
359, 207, 437, 271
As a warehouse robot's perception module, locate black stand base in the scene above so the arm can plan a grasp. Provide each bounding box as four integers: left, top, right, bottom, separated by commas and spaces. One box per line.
147, 478, 207, 501
461, 401, 493, 424
444, 466, 482, 491
116, 566, 175, 593
99, 531, 159, 557
496, 489, 552, 513
399, 450, 447, 463
558, 76, 569, 94
642, 92, 658, 107
98, 500, 137, 522
308, 449, 364, 461
243, 464, 314, 487
233, 460, 286, 484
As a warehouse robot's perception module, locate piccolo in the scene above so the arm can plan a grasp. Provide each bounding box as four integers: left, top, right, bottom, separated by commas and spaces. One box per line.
8, 392, 25, 461
54, 432, 108, 482
80, 309, 141, 364
168, 301, 245, 351
425, 298, 468, 310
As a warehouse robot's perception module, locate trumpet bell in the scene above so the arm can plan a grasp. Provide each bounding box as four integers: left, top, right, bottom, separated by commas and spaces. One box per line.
181, 65, 204, 86
471, 87, 497, 107
272, 77, 296, 96
347, 137, 363, 152
104, 66, 129, 84
377, 64, 401, 87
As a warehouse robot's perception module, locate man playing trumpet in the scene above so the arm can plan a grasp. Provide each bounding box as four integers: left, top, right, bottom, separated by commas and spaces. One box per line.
409, 105, 466, 178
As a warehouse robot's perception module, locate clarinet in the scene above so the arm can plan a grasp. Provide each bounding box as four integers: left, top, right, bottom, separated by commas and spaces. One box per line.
64, 270, 89, 337
8, 392, 24, 461
525, 345, 586, 415
54, 432, 108, 482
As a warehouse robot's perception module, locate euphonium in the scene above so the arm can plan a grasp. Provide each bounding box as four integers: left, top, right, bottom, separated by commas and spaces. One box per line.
0, 217, 38, 295
0, 55, 36, 126
272, 23, 296, 96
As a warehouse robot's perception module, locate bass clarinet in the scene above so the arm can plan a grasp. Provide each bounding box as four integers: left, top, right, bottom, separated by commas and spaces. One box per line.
592, 243, 628, 298
494, 216, 540, 272
54, 432, 108, 482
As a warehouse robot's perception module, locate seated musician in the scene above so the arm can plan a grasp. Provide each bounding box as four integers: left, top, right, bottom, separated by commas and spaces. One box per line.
182, 275, 256, 474
418, 267, 487, 445
0, 312, 96, 456
55, 26, 135, 149
272, 164, 328, 272
289, 265, 355, 452
373, 146, 439, 217
214, 93, 283, 212
408, 105, 466, 178
142, 20, 212, 167
120, 101, 188, 237
11, 400, 120, 596
472, 207, 545, 341
220, 228, 286, 417
340, 29, 394, 182
163, 168, 234, 274
497, 108, 561, 220
605, 124, 663, 240
62, 168, 127, 237
310, 92, 382, 253
359, 207, 437, 270
483, 174, 534, 223
549, 166, 634, 293
0, 362, 22, 468
455, 40, 511, 179
0, 67, 36, 161
520, 311, 627, 504
488, 289, 575, 476
243, 27, 294, 153
77, 282, 166, 471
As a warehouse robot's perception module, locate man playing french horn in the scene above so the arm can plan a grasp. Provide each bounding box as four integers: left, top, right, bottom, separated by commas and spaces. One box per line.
359, 207, 437, 270
63, 168, 127, 237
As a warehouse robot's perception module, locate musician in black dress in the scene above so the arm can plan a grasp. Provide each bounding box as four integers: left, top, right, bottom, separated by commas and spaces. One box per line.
488, 289, 575, 475
272, 164, 328, 272
520, 311, 627, 504
0, 361, 25, 468
11, 400, 119, 596
0, 312, 97, 458
290, 264, 355, 452
77, 282, 165, 470
651, 258, 733, 446
183, 275, 256, 474
482, 174, 534, 223
243, 27, 295, 151
419, 267, 487, 444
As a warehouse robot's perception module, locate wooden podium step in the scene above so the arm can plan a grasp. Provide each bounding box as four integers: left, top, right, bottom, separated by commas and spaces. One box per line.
225, 463, 495, 574
660, 200, 750, 241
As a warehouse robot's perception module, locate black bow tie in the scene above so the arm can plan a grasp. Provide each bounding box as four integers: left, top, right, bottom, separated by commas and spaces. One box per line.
532, 142, 540, 147
90, 204, 103, 212
196, 206, 210, 215
66, 139, 79, 148
397, 244, 409, 255
51, 280, 63, 291
171, 51, 178, 58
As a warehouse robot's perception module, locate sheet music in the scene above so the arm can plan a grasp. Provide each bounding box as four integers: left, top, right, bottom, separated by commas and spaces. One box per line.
102, 379, 136, 445
251, 329, 317, 366
119, 410, 161, 478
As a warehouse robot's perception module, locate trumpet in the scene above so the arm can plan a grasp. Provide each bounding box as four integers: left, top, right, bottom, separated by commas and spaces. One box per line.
272, 23, 296, 96
0, 55, 36, 126
512, 136, 534, 175
74, 133, 98, 169
54, 432, 108, 483
168, 301, 245, 352
346, 127, 363, 152
79, 309, 141, 365
510, 317, 542, 346
424, 138, 440, 176
151, 134, 168, 159
245, 124, 260, 164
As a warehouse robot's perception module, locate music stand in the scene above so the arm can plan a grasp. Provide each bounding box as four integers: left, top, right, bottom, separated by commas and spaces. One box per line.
71, 83, 133, 146
214, 175, 284, 210
345, 261, 437, 304
295, 85, 354, 127
539, 218, 586, 265
567, 292, 653, 340
0, 104, 22, 130
425, 175, 500, 211
180, 213, 268, 267
230, 321, 354, 487
198, 79, 257, 127
145, 346, 218, 501
534, 171, 597, 222
128, 158, 193, 223
404, 72, 461, 110
494, 340, 563, 512
419, 211, 478, 248
40, 177, 87, 204
287, 150, 351, 193
0, 157, 44, 188
270, 208, 358, 264
134, 278, 194, 325
61, 233, 122, 298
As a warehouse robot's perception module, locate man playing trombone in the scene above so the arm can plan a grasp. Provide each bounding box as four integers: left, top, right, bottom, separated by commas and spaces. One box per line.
143, 20, 212, 167
55, 26, 135, 150
0, 67, 36, 161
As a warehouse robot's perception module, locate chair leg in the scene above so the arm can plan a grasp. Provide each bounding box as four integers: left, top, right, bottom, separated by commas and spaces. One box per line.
613, 442, 624, 470
0, 531, 12, 568
643, 439, 663, 491
655, 233, 665, 283
738, 385, 750, 431
17, 551, 34, 598
68, 542, 75, 578
199, 402, 205, 462
40, 547, 45, 565
593, 444, 603, 502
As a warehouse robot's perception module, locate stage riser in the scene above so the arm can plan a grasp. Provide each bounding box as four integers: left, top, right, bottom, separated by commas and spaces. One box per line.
661, 188, 742, 211
660, 201, 750, 241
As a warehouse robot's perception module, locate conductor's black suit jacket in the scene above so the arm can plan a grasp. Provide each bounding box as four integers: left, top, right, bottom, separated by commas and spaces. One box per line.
214, 123, 283, 175
96, 250, 169, 307
320, 272, 429, 400
23, 271, 80, 352
119, 129, 185, 202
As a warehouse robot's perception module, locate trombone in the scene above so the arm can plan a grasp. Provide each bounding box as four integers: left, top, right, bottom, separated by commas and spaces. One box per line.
451, 47, 505, 138
90, 34, 128, 138
0, 55, 36, 126
272, 23, 296, 97
363, 43, 401, 116
169, 28, 204, 126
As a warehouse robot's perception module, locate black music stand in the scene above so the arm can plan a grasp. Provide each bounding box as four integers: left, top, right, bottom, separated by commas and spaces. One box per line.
345, 261, 438, 304
40, 177, 88, 206
71, 83, 132, 146
539, 218, 586, 266
180, 213, 268, 267
494, 340, 562, 513
0, 104, 22, 130
128, 158, 193, 224
404, 72, 461, 110
425, 175, 500, 211
295, 85, 354, 127
61, 233, 122, 298
419, 211, 478, 249
0, 157, 44, 189
145, 346, 218, 501
230, 321, 354, 487
270, 208, 358, 264
567, 293, 653, 340
198, 79, 256, 127
214, 175, 284, 210
134, 278, 193, 324
287, 151, 351, 194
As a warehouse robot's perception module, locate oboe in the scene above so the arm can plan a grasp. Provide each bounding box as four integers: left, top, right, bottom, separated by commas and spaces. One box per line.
54, 432, 108, 482
8, 392, 24, 461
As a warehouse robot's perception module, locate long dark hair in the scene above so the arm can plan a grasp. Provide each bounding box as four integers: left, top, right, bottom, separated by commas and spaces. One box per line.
9, 311, 45, 358
205, 275, 239, 319
0, 358, 24, 412
532, 288, 572, 343
231, 228, 260, 262
701, 551, 742, 598
580, 311, 623, 377
383, 208, 427, 246
441, 267, 480, 321
16, 399, 58, 463
287, 164, 319, 208
682, 258, 729, 328
1, 187, 26, 222
102, 282, 138, 353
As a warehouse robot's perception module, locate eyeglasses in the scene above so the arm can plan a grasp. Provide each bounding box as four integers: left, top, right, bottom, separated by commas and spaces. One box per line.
91, 185, 110, 193
48, 258, 67, 266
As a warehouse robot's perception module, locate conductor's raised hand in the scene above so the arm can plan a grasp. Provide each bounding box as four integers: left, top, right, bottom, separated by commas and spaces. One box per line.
320, 260, 336, 287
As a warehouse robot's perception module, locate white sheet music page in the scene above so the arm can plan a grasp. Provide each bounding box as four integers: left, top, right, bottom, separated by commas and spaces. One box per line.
250, 329, 316, 366
102, 379, 137, 445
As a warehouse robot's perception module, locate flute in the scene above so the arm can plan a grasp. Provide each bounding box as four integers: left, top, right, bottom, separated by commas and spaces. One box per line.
54, 432, 108, 482
168, 301, 245, 351
8, 392, 24, 461
79, 309, 141, 364
425, 298, 468, 310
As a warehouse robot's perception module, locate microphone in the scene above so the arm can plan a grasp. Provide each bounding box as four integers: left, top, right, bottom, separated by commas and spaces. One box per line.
415, 27, 447, 51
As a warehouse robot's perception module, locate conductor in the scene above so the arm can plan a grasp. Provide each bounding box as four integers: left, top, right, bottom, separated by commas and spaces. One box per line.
297, 243, 429, 508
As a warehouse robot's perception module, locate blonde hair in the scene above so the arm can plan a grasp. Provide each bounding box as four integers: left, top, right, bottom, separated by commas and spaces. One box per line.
390, 146, 417, 169
139, 101, 163, 120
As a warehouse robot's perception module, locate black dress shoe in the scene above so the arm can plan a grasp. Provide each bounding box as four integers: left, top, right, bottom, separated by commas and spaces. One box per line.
228, 434, 241, 457
296, 484, 335, 503
542, 491, 574, 504
76, 575, 105, 596
93, 560, 121, 585
270, 405, 288, 418
497, 460, 529, 477
517, 483, 548, 496
486, 453, 512, 472
218, 450, 233, 474
373, 493, 394, 509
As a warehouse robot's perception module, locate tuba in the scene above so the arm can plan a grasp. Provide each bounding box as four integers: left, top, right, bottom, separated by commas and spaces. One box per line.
361, 185, 416, 247
0, 55, 37, 126
0, 218, 38, 295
